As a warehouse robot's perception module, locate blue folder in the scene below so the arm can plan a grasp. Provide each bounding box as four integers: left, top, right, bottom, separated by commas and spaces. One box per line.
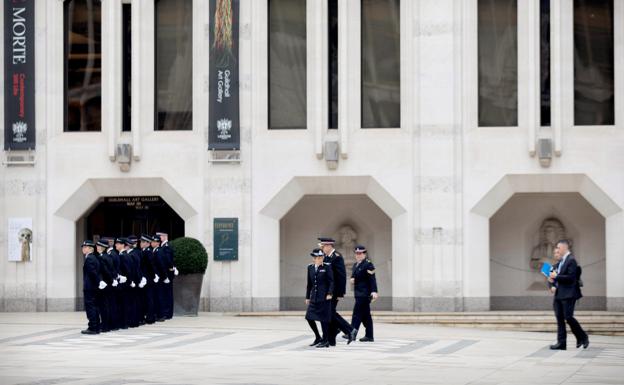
541, 262, 552, 277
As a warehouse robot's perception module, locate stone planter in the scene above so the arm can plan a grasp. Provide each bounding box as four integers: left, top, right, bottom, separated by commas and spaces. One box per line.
173, 273, 204, 316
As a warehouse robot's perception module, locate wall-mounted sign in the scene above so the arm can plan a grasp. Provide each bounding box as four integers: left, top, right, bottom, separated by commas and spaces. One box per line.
8, 217, 32, 262
4, 0, 36, 150
208, 0, 240, 150
213, 217, 238, 261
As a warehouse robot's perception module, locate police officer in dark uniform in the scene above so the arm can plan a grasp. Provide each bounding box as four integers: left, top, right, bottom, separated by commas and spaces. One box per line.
157, 232, 177, 319
95, 240, 116, 332
305, 248, 334, 348
139, 234, 157, 324
105, 237, 122, 330
127, 236, 146, 326
350, 245, 378, 342
151, 235, 169, 322
114, 238, 130, 329
319, 237, 357, 345
81, 240, 105, 334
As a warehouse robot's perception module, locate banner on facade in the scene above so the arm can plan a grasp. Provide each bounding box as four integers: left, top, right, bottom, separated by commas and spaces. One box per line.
213, 218, 238, 261
4, 0, 35, 150
208, 0, 240, 150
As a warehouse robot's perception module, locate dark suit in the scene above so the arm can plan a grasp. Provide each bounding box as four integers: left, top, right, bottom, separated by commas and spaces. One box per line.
324, 250, 354, 344
107, 248, 122, 329
129, 247, 144, 325
351, 259, 378, 338
96, 252, 115, 332
118, 249, 133, 328
83, 253, 101, 331
152, 246, 169, 320
161, 241, 175, 318
552, 254, 587, 345
305, 263, 334, 322
140, 247, 157, 323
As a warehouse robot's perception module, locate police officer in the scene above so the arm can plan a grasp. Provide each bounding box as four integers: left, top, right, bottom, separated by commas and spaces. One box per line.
114, 238, 131, 329
139, 234, 157, 324
157, 232, 177, 319
96, 240, 116, 332
104, 237, 122, 331
81, 240, 105, 334
151, 235, 169, 322
127, 236, 146, 326
305, 248, 334, 348
350, 245, 378, 342
318, 237, 357, 345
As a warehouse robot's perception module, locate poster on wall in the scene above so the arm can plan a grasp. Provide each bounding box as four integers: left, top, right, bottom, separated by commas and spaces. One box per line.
4, 0, 36, 150
8, 217, 33, 262
208, 0, 240, 150
213, 218, 238, 261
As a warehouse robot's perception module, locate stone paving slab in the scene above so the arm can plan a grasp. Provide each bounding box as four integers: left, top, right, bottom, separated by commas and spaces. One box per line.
0, 312, 623, 385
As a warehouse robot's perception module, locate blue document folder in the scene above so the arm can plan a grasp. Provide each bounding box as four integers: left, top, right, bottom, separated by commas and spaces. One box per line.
541, 262, 552, 277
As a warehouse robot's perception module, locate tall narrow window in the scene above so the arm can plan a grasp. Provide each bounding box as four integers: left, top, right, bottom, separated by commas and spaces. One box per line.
155, 0, 193, 131
122, 3, 132, 132
540, 0, 550, 127
328, 0, 338, 129
268, 0, 306, 129
478, 0, 517, 127
361, 0, 400, 128
574, 0, 614, 126
64, 0, 102, 132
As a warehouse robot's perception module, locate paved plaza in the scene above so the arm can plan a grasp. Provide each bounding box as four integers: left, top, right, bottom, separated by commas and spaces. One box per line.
0, 312, 623, 385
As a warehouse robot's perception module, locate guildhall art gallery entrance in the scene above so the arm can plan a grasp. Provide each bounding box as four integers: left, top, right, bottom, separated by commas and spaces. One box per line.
74, 196, 184, 308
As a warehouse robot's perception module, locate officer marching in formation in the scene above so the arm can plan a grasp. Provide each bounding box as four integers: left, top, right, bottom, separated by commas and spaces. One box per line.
349, 245, 378, 342
318, 237, 358, 345
80, 233, 178, 335
305, 248, 334, 348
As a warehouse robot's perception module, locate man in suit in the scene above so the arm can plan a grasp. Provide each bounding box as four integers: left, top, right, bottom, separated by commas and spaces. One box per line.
81, 240, 105, 335
319, 237, 357, 345
548, 239, 589, 350
350, 245, 378, 342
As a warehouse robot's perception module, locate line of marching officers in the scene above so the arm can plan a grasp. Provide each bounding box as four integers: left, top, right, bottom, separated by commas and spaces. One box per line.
81, 232, 178, 334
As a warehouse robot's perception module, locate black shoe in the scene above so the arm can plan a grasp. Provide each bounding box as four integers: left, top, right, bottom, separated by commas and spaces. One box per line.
347, 329, 357, 345
81, 329, 99, 335
315, 341, 330, 348
577, 337, 589, 349
359, 336, 374, 342
156, 317, 166, 322
101, 329, 110, 333
309, 338, 322, 347
341, 333, 349, 340
328, 341, 336, 346
550, 343, 566, 350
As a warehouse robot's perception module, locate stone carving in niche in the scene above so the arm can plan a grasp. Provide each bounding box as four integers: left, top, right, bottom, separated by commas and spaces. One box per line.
528, 217, 569, 290
335, 225, 358, 296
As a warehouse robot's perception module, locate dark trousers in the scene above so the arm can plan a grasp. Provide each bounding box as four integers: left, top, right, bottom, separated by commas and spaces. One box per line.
307, 319, 329, 341
143, 285, 156, 323
117, 287, 127, 328
125, 288, 139, 327
164, 279, 174, 318
351, 297, 373, 338
328, 298, 353, 344
83, 290, 100, 331
96, 289, 111, 331
554, 298, 587, 345
156, 282, 167, 320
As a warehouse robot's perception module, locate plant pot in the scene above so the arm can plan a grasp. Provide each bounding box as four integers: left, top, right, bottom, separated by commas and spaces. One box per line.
173, 273, 204, 316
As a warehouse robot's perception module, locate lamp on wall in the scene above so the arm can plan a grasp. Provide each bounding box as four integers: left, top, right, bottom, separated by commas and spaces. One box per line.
116, 143, 132, 172
537, 138, 552, 168
324, 141, 339, 170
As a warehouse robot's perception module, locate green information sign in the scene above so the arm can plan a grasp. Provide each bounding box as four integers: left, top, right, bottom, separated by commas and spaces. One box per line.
213, 218, 238, 261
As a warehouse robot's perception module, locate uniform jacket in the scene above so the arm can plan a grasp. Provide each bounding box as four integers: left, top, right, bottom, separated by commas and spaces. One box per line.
83, 253, 101, 291
152, 246, 168, 280
107, 248, 120, 274
306, 263, 334, 303
118, 250, 136, 285
324, 250, 346, 297
96, 253, 115, 286
351, 259, 378, 298
161, 242, 175, 280
129, 248, 143, 281
140, 247, 157, 283
553, 254, 583, 300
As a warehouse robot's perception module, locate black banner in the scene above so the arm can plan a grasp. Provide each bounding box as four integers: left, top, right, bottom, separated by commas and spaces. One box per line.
4, 0, 35, 150
209, 0, 240, 150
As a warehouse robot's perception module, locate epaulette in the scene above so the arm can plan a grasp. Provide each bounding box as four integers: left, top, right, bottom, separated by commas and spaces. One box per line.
324, 262, 331, 265
308, 263, 314, 266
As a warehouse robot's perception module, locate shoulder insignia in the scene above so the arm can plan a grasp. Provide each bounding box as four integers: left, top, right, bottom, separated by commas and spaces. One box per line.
367, 269, 375, 275
308, 263, 313, 266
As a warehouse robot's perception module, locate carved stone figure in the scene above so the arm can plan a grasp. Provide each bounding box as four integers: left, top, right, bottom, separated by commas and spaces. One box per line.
528, 217, 568, 290
17, 228, 32, 262
336, 225, 358, 295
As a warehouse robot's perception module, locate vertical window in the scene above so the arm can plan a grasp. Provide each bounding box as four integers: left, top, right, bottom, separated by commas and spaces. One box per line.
64, 0, 102, 132
328, 0, 338, 129
573, 0, 614, 126
122, 3, 132, 132
155, 0, 193, 131
361, 0, 400, 128
478, 0, 517, 127
540, 0, 550, 127
268, 0, 306, 129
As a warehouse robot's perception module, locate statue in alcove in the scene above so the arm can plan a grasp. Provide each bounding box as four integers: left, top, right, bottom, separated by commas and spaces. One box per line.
527, 217, 569, 290
336, 225, 358, 296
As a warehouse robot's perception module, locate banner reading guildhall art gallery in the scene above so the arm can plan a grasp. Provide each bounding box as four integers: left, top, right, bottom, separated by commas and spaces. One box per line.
4, 0, 35, 150
209, 0, 240, 150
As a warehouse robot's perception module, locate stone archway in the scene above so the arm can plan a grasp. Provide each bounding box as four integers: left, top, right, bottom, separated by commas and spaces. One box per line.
466, 174, 623, 311
252, 176, 409, 311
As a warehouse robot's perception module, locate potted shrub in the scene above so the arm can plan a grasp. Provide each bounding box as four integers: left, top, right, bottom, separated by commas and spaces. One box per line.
171, 237, 208, 316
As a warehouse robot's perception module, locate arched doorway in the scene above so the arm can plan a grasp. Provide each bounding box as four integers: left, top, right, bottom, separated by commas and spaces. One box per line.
279, 194, 392, 311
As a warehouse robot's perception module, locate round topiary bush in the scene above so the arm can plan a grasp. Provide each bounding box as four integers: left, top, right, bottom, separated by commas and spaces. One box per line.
170, 237, 208, 275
